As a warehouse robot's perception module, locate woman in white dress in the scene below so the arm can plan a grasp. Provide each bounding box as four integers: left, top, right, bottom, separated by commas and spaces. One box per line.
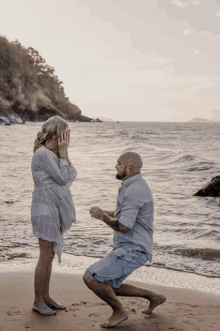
31, 116, 77, 315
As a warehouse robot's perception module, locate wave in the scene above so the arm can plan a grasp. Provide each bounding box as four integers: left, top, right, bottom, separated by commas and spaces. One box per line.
130, 135, 148, 140
149, 263, 220, 278
157, 154, 215, 172
151, 244, 220, 277
154, 244, 220, 261
175, 154, 195, 162
155, 153, 196, 166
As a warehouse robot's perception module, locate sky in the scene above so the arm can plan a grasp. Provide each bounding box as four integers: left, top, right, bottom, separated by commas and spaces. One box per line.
1, 0, 220, 121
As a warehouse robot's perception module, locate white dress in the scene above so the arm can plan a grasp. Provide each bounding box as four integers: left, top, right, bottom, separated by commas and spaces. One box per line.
31, 146, 77, 262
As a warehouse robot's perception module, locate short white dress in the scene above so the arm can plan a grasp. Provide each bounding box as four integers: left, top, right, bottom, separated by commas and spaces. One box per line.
31, 146, 77, 262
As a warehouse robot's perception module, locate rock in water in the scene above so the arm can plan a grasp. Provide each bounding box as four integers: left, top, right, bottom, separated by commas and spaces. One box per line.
194, 176, 220, 197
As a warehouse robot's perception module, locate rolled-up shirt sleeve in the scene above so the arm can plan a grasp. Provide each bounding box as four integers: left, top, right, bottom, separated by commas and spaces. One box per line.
118, 189, 144, 229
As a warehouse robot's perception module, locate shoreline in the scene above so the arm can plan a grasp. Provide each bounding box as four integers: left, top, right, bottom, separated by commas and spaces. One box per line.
1, 241, 220, 296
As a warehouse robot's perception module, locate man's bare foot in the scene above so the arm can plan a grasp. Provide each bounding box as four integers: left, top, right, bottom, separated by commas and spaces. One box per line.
32, 302, 56, 315
142, 294, 166, 314
43, 297, 66, 310
101, 309, 128, 328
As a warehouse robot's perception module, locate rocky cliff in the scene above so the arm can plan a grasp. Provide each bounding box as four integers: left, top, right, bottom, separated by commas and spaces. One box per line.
0, 35, 92, 124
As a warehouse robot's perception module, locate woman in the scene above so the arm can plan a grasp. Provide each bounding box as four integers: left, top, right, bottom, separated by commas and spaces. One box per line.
31, 116, 77, 315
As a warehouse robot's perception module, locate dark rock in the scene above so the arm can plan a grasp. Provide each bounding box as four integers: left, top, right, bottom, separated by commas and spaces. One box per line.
95, 118, 103, 122
194, 177, 220, 197
0, 117, 11, 125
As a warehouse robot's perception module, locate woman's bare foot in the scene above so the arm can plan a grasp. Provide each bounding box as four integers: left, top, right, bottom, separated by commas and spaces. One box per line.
142, 294, 166, 314
101, 309, 128, 328
43, 297, 66, 310
32, 302, 56, 315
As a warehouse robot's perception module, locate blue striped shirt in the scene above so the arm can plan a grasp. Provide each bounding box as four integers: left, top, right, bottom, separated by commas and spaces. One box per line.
114, 174, 154, 261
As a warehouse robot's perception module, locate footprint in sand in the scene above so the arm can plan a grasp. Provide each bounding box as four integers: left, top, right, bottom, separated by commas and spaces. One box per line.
64, 309, 77, 317
6, 309, 23, 316
70, 301, 106, 308
23, 322, 33, 329
71, 301, 87, 306
64, 302, 87, 313
69, 308, 79, 312
89, 313, 99, 317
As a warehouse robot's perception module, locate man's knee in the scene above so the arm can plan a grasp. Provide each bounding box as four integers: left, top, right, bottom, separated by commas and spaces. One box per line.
112, 284, 122, 294
83, 270, 94, 288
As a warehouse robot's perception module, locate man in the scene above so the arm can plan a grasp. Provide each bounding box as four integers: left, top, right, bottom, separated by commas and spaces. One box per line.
83, 152, 166, 328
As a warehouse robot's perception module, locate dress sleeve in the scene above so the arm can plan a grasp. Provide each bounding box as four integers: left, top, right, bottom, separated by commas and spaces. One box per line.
118, 189, 144, 229
37, 149, 77, 185
66, 163, 77, 186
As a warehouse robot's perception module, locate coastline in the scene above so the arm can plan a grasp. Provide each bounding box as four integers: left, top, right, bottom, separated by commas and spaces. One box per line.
1, 240, 220, 295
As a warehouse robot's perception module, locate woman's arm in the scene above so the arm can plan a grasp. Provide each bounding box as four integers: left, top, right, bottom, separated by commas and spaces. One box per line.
37, 149, 72, 185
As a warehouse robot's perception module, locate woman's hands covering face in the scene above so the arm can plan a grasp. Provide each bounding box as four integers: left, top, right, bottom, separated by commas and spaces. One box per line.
58, 128, 70, 154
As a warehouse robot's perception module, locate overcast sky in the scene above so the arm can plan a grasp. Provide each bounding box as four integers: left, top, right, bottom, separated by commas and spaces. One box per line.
1, 0, 220, 121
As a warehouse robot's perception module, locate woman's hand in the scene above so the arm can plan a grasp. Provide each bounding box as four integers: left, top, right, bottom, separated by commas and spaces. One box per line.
58, 129, 70, 158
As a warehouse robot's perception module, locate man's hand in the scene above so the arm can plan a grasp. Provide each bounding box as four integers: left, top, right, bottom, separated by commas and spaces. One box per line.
89, 207, 105, 220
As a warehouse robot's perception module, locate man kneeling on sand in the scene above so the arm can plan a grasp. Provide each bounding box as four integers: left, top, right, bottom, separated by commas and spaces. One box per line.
83, 152, 166, 328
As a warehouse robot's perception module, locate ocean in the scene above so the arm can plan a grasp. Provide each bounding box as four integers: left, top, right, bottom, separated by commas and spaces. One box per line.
1, 121, 220, 279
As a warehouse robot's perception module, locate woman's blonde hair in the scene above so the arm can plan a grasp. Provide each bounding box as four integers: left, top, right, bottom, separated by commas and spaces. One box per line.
33, 116, 69, 153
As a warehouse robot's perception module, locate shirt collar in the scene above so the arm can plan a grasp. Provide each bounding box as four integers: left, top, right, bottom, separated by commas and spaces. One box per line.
121, 174, 142, 187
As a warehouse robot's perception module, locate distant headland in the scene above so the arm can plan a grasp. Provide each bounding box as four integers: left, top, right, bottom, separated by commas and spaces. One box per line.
188, 118, 220, 123
0, 35, 93, 125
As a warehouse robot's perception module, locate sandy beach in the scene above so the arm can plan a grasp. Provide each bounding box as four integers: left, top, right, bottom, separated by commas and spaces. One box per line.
1, 270, 220, 331
1, 243, 220, 331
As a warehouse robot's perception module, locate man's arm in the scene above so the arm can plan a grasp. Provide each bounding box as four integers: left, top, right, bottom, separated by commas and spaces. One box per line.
102, 214, 131, 234
103, 210, 115, 218
90, 207, 131, 234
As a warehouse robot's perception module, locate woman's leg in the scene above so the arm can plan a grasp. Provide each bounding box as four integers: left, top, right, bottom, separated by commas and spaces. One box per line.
33, 238, 56, 315
42, 252, 66, 309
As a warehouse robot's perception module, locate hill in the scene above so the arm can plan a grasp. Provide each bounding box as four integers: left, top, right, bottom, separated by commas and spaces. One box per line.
0, 35, 92, 123
188, 118, 212, 123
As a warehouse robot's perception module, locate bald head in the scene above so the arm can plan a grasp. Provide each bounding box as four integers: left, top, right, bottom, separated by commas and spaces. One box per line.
115, 152, 143, 181
120, 152, 143, 170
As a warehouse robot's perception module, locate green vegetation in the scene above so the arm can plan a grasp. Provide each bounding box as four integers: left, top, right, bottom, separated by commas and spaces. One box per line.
0, 35, 91, 122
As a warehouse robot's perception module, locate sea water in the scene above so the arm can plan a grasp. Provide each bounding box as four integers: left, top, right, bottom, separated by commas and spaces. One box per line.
1, 121, 220, 278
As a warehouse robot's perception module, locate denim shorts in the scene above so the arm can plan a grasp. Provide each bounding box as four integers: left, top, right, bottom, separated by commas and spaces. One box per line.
87, 243, 149, 288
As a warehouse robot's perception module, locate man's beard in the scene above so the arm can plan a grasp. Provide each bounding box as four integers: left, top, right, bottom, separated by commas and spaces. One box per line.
116, 170, 126, 180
